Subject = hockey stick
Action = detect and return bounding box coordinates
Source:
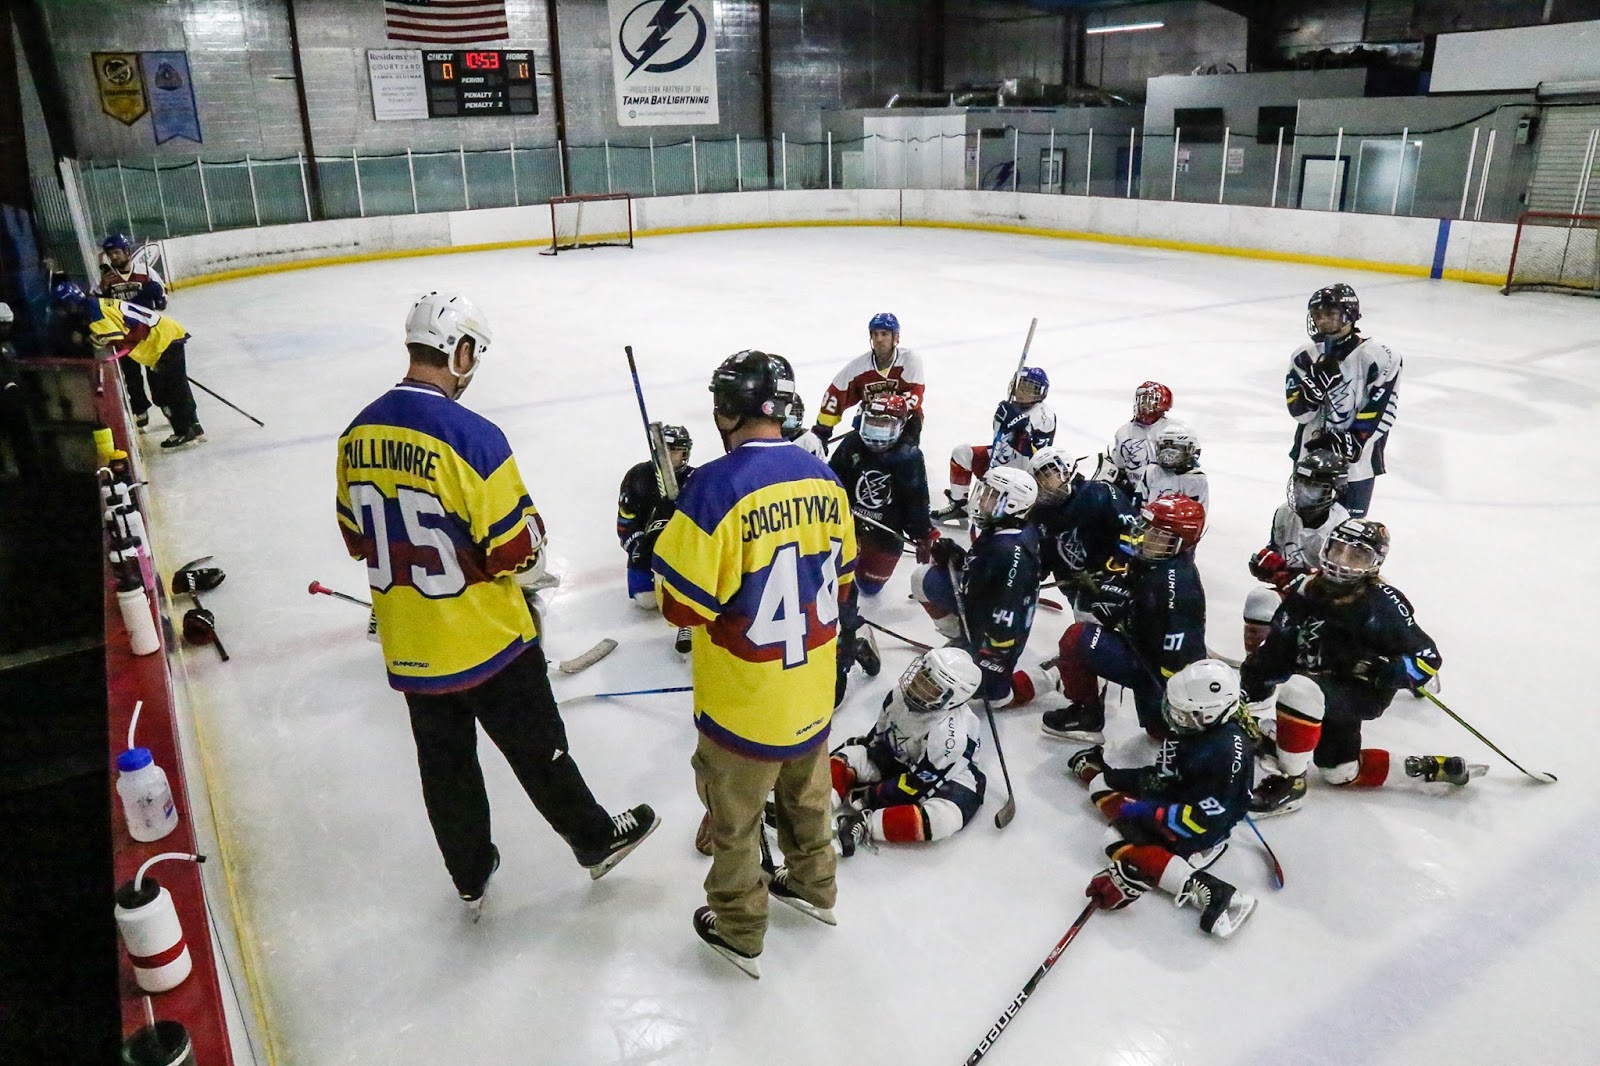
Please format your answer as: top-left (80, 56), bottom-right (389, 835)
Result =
top-left (563, 684), bottom-right (693, 702)
top-left (861, 617), bottom-right (934, 653)
top-left (1418, 688), bottom-right (1557, 783)
top-left (187, 377), bottom-right (265, 427)
top-left (850, 509), bottom-right (924, 557)
top-left (961, 901), bottom-right (1095, 1066)
top-left (624, 345), bottom-right (678, 501)
top-left (951, 561), bottom-right (1018, 829)
top-left (309, 580), bottom-right (369, 608)
top-left (1242, 814), bottom-right (1285, 888)
top-left (1011, 317), bottom-right (1039, 388)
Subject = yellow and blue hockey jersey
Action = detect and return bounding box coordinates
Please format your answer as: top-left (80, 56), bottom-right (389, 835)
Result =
top-left (653, 439), bottom-right (857, 759)
top-left (335, 381), bottom-right (545, 693)
top-left (87, 298), bottom-right (187, 367)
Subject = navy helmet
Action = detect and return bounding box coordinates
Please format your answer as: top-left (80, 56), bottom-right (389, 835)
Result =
top-left (868, 312), bottom-right (900, 335)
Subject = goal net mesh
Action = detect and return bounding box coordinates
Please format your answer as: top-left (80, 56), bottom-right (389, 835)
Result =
top-left (546, 194), bottom-right (634, 254)
top-left (1504, 212), bottom-right (1600, 296)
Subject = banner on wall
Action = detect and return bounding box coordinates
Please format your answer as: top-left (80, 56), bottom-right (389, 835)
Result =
top-left (92, 53), bottom-right (148, 126)
top-left (608, 0), bottom-right (719, 126)
top-left (142, 52), bottom-right (202, 144)
top-left (367, 50), bottom-right (428, 120)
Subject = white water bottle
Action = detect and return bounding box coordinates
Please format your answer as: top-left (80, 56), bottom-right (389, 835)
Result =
top-left (116, 577), bottom-right (160, 655)
top-left (117, 747), bottom-right (179, 842)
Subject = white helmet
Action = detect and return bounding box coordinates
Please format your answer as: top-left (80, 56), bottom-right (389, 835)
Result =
top-left (899, 647), bottom-right (982, 714)
top-left (1154, 420), bottom-right (1200, 473)
top-left (1162, 659), bottom-right (1239, 734)
top-left (1028, 447), bottom-right (1079, 505)
top-left (0, 301), bottom-right (13, 325)
top-left (405, 292), bottom-right (492, 384)
top-left (968, 466), bottom-right (1038, 526)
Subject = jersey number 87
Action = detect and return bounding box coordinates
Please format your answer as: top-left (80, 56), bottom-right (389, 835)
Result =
top-left (747, 539), bottom-right (843, 668)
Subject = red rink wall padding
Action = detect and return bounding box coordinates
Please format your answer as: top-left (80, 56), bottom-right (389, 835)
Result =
top-left (88, 356), bottom-right (236, 1064)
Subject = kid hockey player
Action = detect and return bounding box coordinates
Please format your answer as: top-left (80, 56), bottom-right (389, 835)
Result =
top-left (1286, 284), bottom-right (1401, 517)
top-left (1243, 448), bottom-right (1349, 654)
top-left (830, 648), bottom-right (987, 855)
top-left (914, 466), bottom-right (1041, 706)
top-left (1069, 658), bottom-right (1257, 939)
top-left (1098, 380), bottom-right (1173, 492)
top-left (1017, 493), bottom-right (1207, 741)
top-left (1133, 420), bottom-right (1208, 512)
top-left (812, 312), bottom-right (926, 448)
top-left (1242, 519), bottom-right (1478, 816)
top-left (784, 396), bottom-right (828, 459)
top-left (932, 366), bottom-right (1055, 522)
top-left (616, 424), bottom-right (696, 652)
top-left (1027, 447), bottom-right (1136, 621)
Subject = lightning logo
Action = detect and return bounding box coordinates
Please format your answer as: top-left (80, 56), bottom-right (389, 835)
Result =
top-left (619, 0), bottom-right (709, 78)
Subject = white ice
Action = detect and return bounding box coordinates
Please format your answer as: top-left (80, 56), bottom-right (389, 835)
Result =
top-left (146, 226), bottom-right (1600, 1066)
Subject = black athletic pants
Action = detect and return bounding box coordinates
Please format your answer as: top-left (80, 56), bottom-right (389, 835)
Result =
top-left (118, 354), bottom-right (151, 416)
top-left (147, 340), bottom-right (199, 435)
top-left (403, 644), bottom-right (613, 894)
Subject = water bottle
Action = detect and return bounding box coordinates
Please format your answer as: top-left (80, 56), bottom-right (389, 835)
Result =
top-left (114, 872), bottom-right (193, 993)
top-left (116, 574), bottom-right (161, 656)
top-left (117, 747), bottom-right (178, 841)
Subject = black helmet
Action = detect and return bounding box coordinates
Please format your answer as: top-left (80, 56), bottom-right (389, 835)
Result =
top-left (1319, 518), bottom-right (1389, 586)
top-left (1306, 283), bottom-right (1360, 340)
top-left (660, 424), bottom-right (692, 458)
top-left (710, 350), bottom-right (797, 421)
top-left (1289, 448), bottom-right (1348, 516)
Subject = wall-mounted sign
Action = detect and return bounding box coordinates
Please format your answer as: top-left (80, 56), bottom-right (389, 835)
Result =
top-left (368, 49), bottom-right (429, 121)
top-left (93, 52), bottom-right (147, 126)
top-left (142, 52), bottom-right (201, 144)
top-left (608, 0), bottom-right (719, 126)
top-left (1226, 146), bottom-right (1244, 174)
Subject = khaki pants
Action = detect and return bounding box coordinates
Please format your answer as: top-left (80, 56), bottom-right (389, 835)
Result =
top-left (691, 732), bottom-right (837, 956)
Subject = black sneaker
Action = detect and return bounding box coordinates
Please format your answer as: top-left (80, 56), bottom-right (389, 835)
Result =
top-left (160, 425), bottom-right (206, 449)
top-left (856, 631), bottom-right (881, 677)
top-left (1249, 772), bottom-right (1307, 817)
top-left (768, 867), bottom-right (836, 925)
top-left (574, 804), bottom-right (659, 880)
top-left (1404, 755), bottom-right (1487, 786)
top-left (693, 906), bottom-right (760, 978)
top-left (1041, 702), bottom-right (1105, 743)
top-left (459, 845), bottom-right (500, 922)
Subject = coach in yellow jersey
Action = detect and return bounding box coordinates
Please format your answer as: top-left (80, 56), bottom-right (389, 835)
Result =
top-left (335, 292), bottom-right (658, 915)
top-left (653, 350), bottom-right (857, 978)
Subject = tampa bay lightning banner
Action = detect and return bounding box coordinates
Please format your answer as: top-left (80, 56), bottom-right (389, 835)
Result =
top-left (608, 0), bottom-right (719, 126)
top-left (141, 51), bottom-right (202, 145)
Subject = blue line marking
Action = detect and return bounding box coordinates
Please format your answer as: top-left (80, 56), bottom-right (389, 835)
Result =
top-left (1431, 218), bottom-right (1451, 279)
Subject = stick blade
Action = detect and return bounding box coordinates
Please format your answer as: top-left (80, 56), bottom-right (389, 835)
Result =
top-left (993, 798), bottom-right (1017, 829)
top-left (559, 639), bottom-right (618, 674)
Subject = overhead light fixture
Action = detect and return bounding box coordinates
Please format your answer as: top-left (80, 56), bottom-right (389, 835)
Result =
top-left (1086, 21), bottom-right (1164, 35)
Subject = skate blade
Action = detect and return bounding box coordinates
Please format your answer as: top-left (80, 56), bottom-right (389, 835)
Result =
top-left (1206, 895), bottom-right (1257, 939)
top-left (1041, 725), bottom-right (1105, 744)
top-left (702, 939), bottom-right (761, 979)
top-left (587, 816), bottom-right (661, 880)
top-left (1247, 799), bottom-right (1303, 819)
top-left (463, 897), bottom-right (486, 923)
top-left (771, 890), bottom-right (837, 926)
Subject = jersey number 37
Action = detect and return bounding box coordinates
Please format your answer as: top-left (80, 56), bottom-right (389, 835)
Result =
top-left (747, 540), bottom-right (843, 668)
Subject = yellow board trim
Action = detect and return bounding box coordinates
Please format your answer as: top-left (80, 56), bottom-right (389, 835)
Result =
top-left (169, 216), bottom-right (1506, 291)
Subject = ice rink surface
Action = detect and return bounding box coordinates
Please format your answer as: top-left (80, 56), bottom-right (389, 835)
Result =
top-left (146, 226), bottom-right (1600, 1065)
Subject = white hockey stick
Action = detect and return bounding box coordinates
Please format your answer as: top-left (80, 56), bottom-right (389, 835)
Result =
top-left (558, 639), bottom-right (618, 674)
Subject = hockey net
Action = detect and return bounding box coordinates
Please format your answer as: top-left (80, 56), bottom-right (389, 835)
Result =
top-left (1503, 211), bottom-right (1600, 296)
top-left (543, 193), bottom-right (635, 255)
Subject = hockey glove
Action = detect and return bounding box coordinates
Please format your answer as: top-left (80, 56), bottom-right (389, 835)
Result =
top-left (1299, 357), bottom-right (1341, 407)
top-left (1322, 429), bottom-right (1361, 463)
top-left (810, 424), bottom-right (832, 447)
top-left (1067, 745), bottom-right (1109, 785)
top-left (1248, 547), bottom-right (1288, 584)
top-left (1086, 859), bottom-right (1151, 911)
top-left (914, 528), bottom-right (941, 565)
top-left (929, 537), bottom-right (966, 570)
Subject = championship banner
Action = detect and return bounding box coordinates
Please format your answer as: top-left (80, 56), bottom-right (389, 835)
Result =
top-left (92, 52), bottom-right (147, 126)
top-left (608, 0), bottom-right (719, 126)
top-left (142, 52), bottom-right (202, 144)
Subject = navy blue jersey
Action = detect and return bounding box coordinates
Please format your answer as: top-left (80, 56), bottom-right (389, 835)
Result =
top-left (828, 432), bottom-right (932, 543)
top-left (958, 524), bottom-right (1043, 688)
top-left (1092, 552), bottom-right (1206, 680)
top-left (1033, 478), bottom-right (1136, 583)
top-left (1102, 721), bottom-right (1252, 847)
top-left (617, 460), bottom-right (695, 568)
top-left (1242, 577), bottom-right (1442, 695)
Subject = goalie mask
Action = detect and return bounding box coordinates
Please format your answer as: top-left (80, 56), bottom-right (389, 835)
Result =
top-left (899, 648), bottom-right (982, 715)
top-left (1318, 518), bottom-right (1389, 586)
top-left (968, 467), bottom-right (1038, 527)
top-left (1162, 659), bottom-right (1240, 734)
top-left (859, 394), bottom-right (910, 452)
top-left (1028, 447), bottom-right (1081, 506)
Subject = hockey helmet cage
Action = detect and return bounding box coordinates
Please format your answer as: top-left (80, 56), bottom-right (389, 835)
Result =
top-left (900, 647), bottom-right (982, 715)
top-left (1133, 493), bottom-right (1205, 559)
top-left (1306, 283), bottom-right (1361, 339)
top-left (1011, 366), bottom-right (1050, 404)
top-left (711, 349), bottom-right (798, 421)
top-left (1154, 421), bottom-right (1200, 473)
top-left (860, 393), bottom-right (910, 451)
top-left (1289, 448), bottom-right (1347, 514)
top-left (1028, 446), bottom-right (1081, 505)
top-left (968, 466), bottom-right (1038, 526)
top-left (660, 424), bottom-right (693, 459)
top-left (406, 292), bottom-right (492, 382)
top-left (1162, 659), bottom-right (1240, 734)
top-left (1134, 381), bottom-right (1173, 425)
top-left (1318, 518), bottom-right (1389, 586)
top-left (868, 311), bottom-right (900, 335)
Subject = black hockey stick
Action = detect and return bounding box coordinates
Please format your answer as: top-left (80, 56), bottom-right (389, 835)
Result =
top-left (860, 617), bottom-right (933, 652)
top-left (187, 377), bottom-right (264, 426)
top-left (624, 345), bottom-right (678, 501)
top-left (962, 901), bottom-right (1095, 1066)
top-left (1419, 688), bottom-right (1557, 783)
top-left (851, 509), bottom-right (923, 557)
top-left (950, 561), bottom-right (1018, 829)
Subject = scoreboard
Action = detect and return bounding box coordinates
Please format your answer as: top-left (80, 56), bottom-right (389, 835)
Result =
top-left (422, 51), bottom-right (536, 117)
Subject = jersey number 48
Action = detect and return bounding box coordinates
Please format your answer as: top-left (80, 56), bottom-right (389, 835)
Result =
top-left (747, 540), bottom-right (843, 668)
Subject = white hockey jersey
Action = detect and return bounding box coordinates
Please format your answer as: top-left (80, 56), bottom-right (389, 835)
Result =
top-left (1286, 335), bottom-right (1401, 481)
top-left (1101, 415), bottom-right (1168, 487)
top-left (989, 401), bottom-right (1057, 470)
top-left (791, 431), bottom-right (829, 460)
top-left (1135, 464), bottom-right (1209, 512)
top-left (847, 691), bottom-right (983, 799)
top-left (1269, 500), bottom-right (1350, 573)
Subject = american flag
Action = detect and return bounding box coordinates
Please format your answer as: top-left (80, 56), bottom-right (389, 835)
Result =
top-left (384, 0), bottom-right (510, 45)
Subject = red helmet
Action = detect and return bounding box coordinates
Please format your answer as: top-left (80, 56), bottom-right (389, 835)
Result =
top-left (1134, 381), bottom-right (1173, 426)
top-left (1134, 493), bottom-right (1205, 559)
top-left (865, 393), bottom-right (911, 420)
top-left (860, 393), bottom-right (911, 451)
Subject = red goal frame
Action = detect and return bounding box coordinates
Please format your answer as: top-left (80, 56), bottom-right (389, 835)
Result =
top-left (542, 193), bottom-right (635, 255)
top-left (1503, 210), bottom-right (1600, 296)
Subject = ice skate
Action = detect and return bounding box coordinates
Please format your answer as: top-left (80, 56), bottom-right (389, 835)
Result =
top-left (575, 804), bottom-right (659, 880)
top-left (1249, 771), bottom-right (1306, 817)
top-left (694, 906), bottom-right (760, 978)
top-left (930, 490), bottom-right (967, 525)
top-left (1404, 755), bottom-right (1487, 786)
top-left (855, 630), bottom-right (881, 677)
top-left (768, 866), bottom-right (836, 925)
top-left (1176, 869), bottom-right (1256, 938)
top-left (458, 845), bottom-right (500, 923)
top-left (835, 809), bottom-right (870, 858)
top-left (1041, 702), bottom-right (1106, 744)
top-left (160, 424), bottom-right (205, 449)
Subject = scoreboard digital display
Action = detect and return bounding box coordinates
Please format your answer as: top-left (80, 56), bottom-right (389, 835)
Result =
top-left (423, 51), bottom-right (536, 117)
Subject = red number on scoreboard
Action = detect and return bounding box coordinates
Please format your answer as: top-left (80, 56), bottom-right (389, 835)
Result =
top-left (440, 62), bottom-right (453, 81)
top-left (464, 51), bottom-right (500, 70)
